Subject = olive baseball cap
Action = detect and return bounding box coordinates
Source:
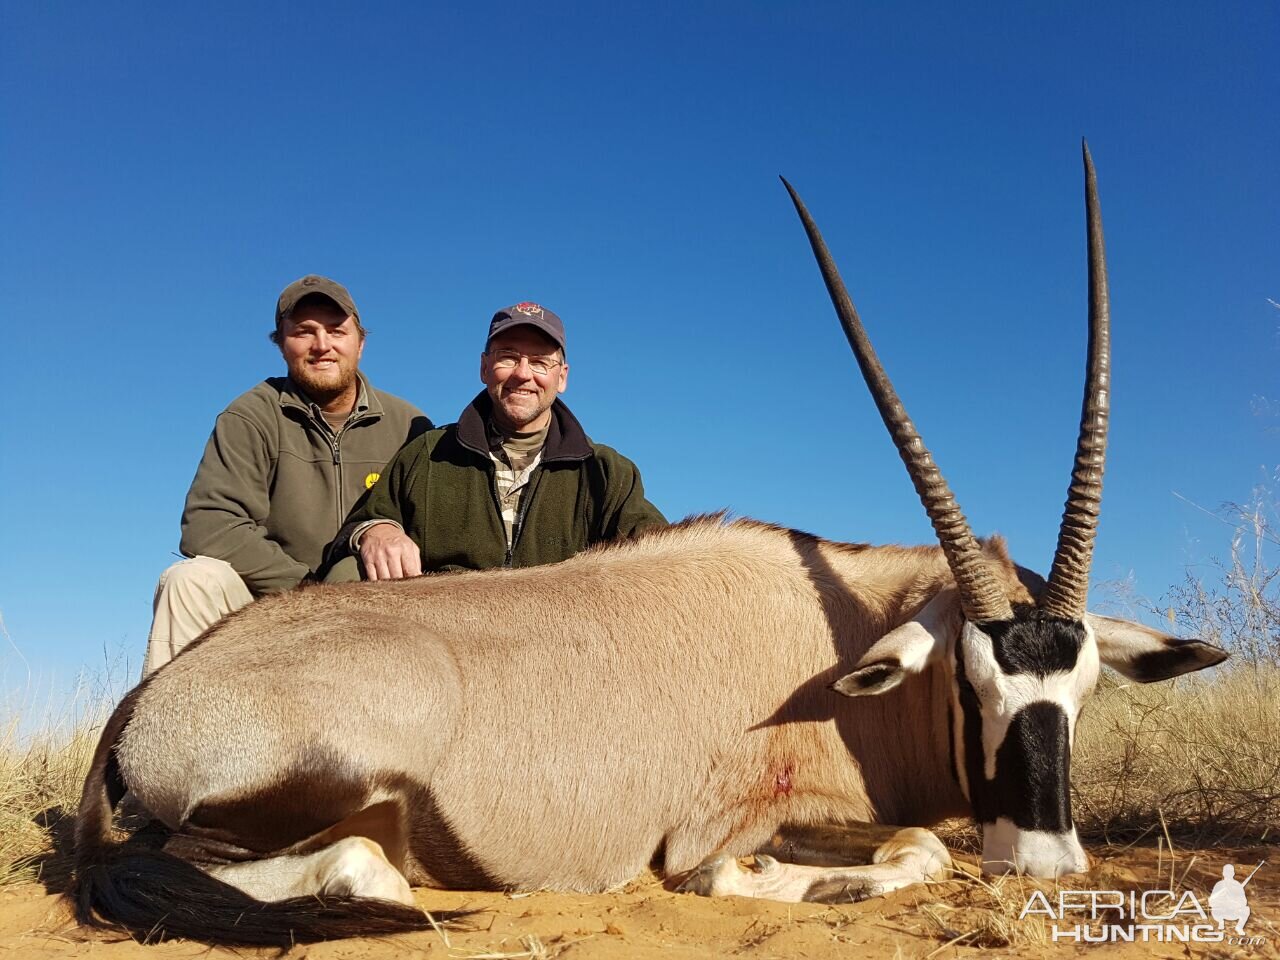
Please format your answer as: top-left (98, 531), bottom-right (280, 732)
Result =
top-left (488, 302), bottom-right (566, 352)
top-left (276, 275), bottom-right (360, 324)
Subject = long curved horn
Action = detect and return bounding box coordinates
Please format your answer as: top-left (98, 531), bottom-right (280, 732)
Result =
top-left (1039, 141), bottom-right (1111, 619)
top-left (782, 178), bottom-right (1012, 624)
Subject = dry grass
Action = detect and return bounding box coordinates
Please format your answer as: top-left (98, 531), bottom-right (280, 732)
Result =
top-left (0, 684), bottom-right (110, 887)
top-left (451, 935), bottom-right (553, 960)
top-left (1071, 479), bottom-right (1280, 845)
top-left (1072, 664), bottom-right (1280, 844)
top-left (0, 628), bottom-right (125, 889)
top-left (0, 719), bottom-right (99, 885)
top-left (914, 870), bottom-right (1058, 950)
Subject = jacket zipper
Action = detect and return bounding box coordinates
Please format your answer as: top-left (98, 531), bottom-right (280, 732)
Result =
top-left (486, 466), bottom-right (513, 568)
top-left (508, 468), bottom-right (539, 567)
top-left (327, 432), bottom-right (342, 530)
top-left (493, 465), bottom-right (541, 569)
top-left (328, 410), bottom-right (368, 531)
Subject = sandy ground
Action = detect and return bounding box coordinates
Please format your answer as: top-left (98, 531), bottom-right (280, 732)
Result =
top-left (2, 843), bottom-right (1277, 959)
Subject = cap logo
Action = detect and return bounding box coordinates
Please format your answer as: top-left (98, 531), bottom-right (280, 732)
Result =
top-left (513, 302), bottom-right (544, 319)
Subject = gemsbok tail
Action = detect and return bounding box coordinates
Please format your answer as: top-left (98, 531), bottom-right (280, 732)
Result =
top-left (71, 685), bottom-right (443, 946)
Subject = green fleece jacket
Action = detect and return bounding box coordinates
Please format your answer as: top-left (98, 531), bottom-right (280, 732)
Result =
top-left (328, 392), bottom-right (667, 572)
top-left (180, 376), bottom-right (430, 594)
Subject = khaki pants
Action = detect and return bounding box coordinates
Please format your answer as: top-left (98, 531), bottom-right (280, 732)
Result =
top-left (322, 555), bottom-right (363, 584)
top-left (144, 556), bottom-right (253, 676)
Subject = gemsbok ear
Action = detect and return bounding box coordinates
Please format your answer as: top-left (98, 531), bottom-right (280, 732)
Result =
top-left (832, 592), bottom-right (957, 698)
top-left (1088, 614), bottom-right (1229, 682)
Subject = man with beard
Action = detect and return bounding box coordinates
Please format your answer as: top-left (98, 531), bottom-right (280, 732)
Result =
top-left (143, 276), bottom-right (430, 675)
top-left (322, 301), bottom-right (664, 582)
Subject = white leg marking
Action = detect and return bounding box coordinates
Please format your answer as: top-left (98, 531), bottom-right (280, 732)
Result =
top-left (679, 828), bottom-right (951, 903)
top-left (316, 837), bottom-right (415, 904)
top-left (209, 836), bottom-right (414, 905)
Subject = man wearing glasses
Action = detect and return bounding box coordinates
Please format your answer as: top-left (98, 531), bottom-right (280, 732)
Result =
top-left (323, 301), bottom-right (665, 581)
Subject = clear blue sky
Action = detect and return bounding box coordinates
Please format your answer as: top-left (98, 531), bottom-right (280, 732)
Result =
top-left (2, 1), bottom-right (1276, 708)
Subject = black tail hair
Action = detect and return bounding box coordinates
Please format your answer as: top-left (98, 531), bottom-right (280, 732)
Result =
top-left (76, 846), bottom-right (441, 946)
top-left (70, 684), bottom-right (451, 946)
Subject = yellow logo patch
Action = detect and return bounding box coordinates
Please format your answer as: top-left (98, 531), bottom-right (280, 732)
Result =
top-left (364, 472), bottom-right (381, 489)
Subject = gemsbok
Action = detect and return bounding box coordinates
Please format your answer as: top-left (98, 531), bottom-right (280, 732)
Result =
top-left (73, 143), bottom-right (1227, 946)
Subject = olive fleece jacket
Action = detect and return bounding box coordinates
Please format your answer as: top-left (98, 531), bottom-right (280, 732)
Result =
top-left (179, 376), bottom-right (431, 594)
top-left (326, 391), bottom-right (667, 573)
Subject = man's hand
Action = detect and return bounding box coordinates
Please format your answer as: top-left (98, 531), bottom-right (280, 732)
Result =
top-left (358, 522), bottom-right (423, 581)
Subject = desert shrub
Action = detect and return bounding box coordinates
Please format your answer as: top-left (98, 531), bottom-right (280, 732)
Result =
top-left (1072, 665), bottom-right (1280, 843)
top-left (1162, 474), bottom-right (1280, 664)
top-left (1072, 475), bottom-right (1280, 842)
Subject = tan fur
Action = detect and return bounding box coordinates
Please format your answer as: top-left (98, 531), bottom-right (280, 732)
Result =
top-left (113, 516), bottom-right (1025, 893)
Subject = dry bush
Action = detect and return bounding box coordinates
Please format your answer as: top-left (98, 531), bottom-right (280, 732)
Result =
top-left (1073, 476), bottom-right (1280, 843)
top-left (1163, 472), bottom-right (1280, 665)
top-left (1072, 665), bottom-right (1280, 843)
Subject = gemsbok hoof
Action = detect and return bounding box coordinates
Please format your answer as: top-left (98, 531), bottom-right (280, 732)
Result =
top-left (676, 853), bottom-right (742, 897)
top-left (751, 853), bottom-right (781, 875)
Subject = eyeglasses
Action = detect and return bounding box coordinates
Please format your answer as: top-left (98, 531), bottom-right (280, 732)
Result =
top-left (486, 350), bottom-right (563, 376)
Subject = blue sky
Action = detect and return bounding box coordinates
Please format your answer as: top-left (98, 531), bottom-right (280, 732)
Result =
top-left (2, 1), bottom-right (1276, 709)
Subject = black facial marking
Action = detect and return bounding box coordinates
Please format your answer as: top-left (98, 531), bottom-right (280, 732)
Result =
top-left (954, 644), bottom-right (986, 808)
top-left (954, 638), bottom-right (1074, 833)
top-left (1130, 639), bottom-right (1229, 682)
top-left (981, 614), bottom-right (1085, 676)
top-left (946, 696), bottom-right (960, 794)
top-left (990, 702), bottom-right (1073, 832)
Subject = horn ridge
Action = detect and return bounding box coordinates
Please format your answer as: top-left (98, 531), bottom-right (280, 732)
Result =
top-left (1039, 141), bottom-right (1111, 619)
top-left (781, 177), bottom-right (1013, 624)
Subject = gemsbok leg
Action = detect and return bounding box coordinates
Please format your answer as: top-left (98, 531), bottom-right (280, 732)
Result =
top-left (678, 825), bottom-right (952, 903)
top-left (207, 836), bottom-right (414, 905)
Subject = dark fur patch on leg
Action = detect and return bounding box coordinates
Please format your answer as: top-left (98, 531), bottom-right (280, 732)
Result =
top-left (161, 831), bottom-right (263, 865)
top-left (400, 781), bottom-right (499, 889)
top-left (291, 799), bottom-right (408, 872)
top-left (803, 875), bottom-right (877, 903)
top-left (757, 823), bottom-right (890, 868)
top-left (182, 761), bottom-right (495, 890)
top-left (185, 748), bottom-right (371, 852)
